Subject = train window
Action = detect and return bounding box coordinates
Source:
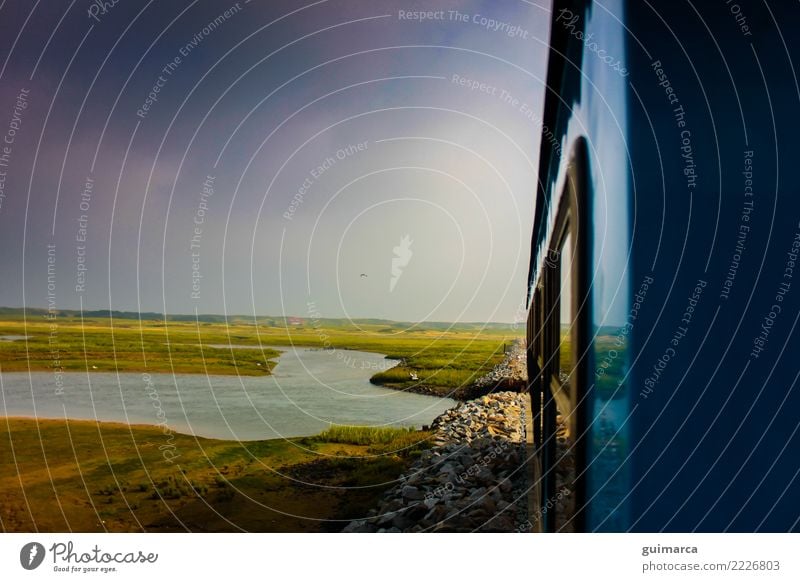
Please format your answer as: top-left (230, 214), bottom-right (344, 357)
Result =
top-left (558, 231), bottom-right (573, 387)
top-left (554, 223), bottom-right (578, 532)
top-left (529, 285), bottom-right (544, 448)
top-left (550, 225), bottom-right (574, 417)
top-left (538, 139), bottom-right (589, 532)
top-left (534, 286), bottom-right (544, 367)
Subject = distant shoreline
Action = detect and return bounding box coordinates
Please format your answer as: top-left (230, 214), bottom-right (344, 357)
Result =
top-left (0, 306), bottom-right (521, 329)
top-left (0, 313), bottom-right (518, 403)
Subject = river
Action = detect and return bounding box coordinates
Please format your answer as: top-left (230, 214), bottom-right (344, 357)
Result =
top-left (0, 346), bottom-right (455, 440)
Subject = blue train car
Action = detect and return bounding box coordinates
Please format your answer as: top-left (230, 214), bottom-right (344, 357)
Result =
top-left (527, 0), bottom-right (800, 531)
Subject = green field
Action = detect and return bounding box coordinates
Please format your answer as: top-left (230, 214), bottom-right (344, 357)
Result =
top-left (0, 417), bottom-right (431, 532)
top-left (0, 310), bottom-right (522, 532)
top-left (0, 308), bottom-right (521, 396)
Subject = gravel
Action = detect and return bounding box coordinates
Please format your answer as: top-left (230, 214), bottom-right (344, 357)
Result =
top-left (344, 391), bottom-right (529, 533)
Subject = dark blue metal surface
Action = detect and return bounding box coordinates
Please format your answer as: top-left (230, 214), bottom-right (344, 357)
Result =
top-left (529, 0), bottom-right (800, 532)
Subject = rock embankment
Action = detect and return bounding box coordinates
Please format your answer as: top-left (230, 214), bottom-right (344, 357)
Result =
top-left (429, 392), bottom-right (524, 446)
top-left (458, 338), bottom-right (528, 400)
top-left (344, 392), bottom-right (528, 533)
top-left (370, 338), bottom-right (528, 401)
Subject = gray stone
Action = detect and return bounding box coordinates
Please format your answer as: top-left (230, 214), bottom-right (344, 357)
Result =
top-left (401, 486), bottom-right (424, 501)
top-left (343, 385), bottom-right (528, 533)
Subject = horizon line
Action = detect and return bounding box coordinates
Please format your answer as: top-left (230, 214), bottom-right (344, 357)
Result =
top-left (0, 306), bottom-right (523, 327)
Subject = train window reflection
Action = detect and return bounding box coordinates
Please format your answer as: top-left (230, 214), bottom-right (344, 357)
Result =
top-left (555, 229), bottom-right (576, 531)
top-left (558, 231), bottom-right (573, 386)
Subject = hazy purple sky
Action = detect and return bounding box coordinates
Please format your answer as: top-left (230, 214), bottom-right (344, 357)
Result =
top-left (0, 0), bottom-right (550, 322)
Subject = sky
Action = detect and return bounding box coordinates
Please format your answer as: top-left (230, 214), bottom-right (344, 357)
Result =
top-left (0, 0), bottom-right (551, 323)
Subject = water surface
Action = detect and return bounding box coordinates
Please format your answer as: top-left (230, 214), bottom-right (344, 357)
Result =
top-left (0, 347), bottom-right (454, 440)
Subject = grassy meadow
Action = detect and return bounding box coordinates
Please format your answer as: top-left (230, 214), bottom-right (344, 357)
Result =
top-left (0, 309), bottom-right (521, 532)
top-left (0, 309), bottom-right (521, 396)
top-left (0, 417), bottom-right (431, 532)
